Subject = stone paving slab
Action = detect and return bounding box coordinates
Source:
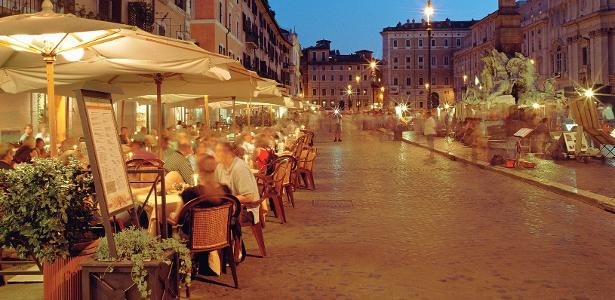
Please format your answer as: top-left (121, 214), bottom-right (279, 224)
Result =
top-left (392, 130), bottom-right (615, 213)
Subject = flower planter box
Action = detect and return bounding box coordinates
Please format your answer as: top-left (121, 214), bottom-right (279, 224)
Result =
top-left (80, 251), bottom-right (179, 300)
top-left (44, 241), bottom-right (99, 300)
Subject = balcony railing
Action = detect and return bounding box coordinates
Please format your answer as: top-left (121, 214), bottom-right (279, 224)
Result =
top-left (1, 0), bottom-right (75, 17)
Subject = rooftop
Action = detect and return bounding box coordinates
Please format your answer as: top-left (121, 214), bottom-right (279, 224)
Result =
top-left (382, 19), bottom-right (477, 32)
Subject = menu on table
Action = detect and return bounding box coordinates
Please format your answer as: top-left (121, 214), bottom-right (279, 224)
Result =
top-left (85, 100), bottom-right (133, 215)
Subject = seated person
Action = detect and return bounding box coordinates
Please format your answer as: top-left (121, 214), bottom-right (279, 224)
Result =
top-left (130, 141), bottom-right (157, 161)
top-left (13, 136), bottom-right (37, 164)
top-left (0, 143), bottom-right (14, 170)
top-left (34, 138), bottom-right (49, 158)
top-left (161, 136), bottom-right (194, 185)
top-left (215, 142), bottom-right (263, 220)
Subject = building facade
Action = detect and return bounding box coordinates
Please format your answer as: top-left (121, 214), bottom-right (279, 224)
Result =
top-left (301, 40), bottom-right (381, 110)
top-left (453, 0), bottom-right (522, 101)
top-left (283, 29), bottom-right (303, 97)
top-left (519, 0), bottom-right (615, 91)
top-left (191, 0), bottom-right (294, 89)
top-left (382, 19), bottom-right (475, 109)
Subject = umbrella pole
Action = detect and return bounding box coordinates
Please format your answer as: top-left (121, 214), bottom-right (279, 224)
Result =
top-left (203, 95), bottom-right (210, 133)
top-left (155, 74), bottom-right (164, 159)
top-left (120, 100), bottom-right (125, 129)
top-left (247, 101), bottom-right (252, 129)
top-left (231, 96), bottom-right (236, 132)
top-left (44, 55), bottom-right (58, 157)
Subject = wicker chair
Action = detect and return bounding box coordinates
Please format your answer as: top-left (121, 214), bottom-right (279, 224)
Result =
top-left (256, 158), bottom-right (292, 224)
top-left (176, 195), bottom-right (241, 294)
top-left (297, 148), bottom-right (317, 190)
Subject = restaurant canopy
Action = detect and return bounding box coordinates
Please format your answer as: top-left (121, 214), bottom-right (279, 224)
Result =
top-left (0, 0), bottom-right (232, 155)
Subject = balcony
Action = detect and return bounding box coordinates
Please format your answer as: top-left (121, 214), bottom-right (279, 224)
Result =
top-left (127, 1), bottom-right (154, 33)
top-left (245, 31), bottom-right (259, 49)
top-left (1, 0), bottom-right (75, 17)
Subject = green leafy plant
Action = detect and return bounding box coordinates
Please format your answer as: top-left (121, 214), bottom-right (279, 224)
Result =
top-left (95, 228), bottom-right (192, 299)
top-left (0, 157), bottom-right (96, 264)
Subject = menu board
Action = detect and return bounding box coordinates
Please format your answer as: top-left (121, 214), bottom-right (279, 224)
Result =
top-left (84, 100), bottom-right (133, 214)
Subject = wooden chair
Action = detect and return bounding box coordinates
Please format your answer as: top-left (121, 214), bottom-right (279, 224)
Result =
top-left (175, 195), bottom-right (241, 295)
top-left (239, 200), bottom-right (267, 258)
top-left (278, 155), bottom-right (298, 208)
top-left (297, 148), bottom-right (317, 190)
top-left (255, 158), bottom-right (291, 224)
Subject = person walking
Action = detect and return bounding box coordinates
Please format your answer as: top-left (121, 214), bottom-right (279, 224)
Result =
top-left (334, 111), bottom-right (343, 142)
top-left (424, 111), bottom-right (437, 159)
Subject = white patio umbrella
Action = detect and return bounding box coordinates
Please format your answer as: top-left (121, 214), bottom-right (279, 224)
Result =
top-left (0, 0), bottom-right (229, 155)
top-left (50, 63), bottom-right (278, 134)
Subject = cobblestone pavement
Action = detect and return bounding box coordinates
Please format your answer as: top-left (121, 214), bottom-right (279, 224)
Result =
top-left (187, 120), bottom-right (615, 300)
top-left (402, 131), bottom-right (615, 199)
top-left (1, 119), bottom-right (614, 300)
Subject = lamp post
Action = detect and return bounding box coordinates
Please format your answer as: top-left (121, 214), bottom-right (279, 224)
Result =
top-left (346, 84), bottom-right (353, 111)
top-left (370, 60), bottom-right (377, 108)
top-left (425, 0), bottom-right (434, 110)
top-left (355, 75), bottom-right (361, 110)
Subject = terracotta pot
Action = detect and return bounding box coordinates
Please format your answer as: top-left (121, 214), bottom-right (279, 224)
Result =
top-left (43, 240), bottom-right (99, 300)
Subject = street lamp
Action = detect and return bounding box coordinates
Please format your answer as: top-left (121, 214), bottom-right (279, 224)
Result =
top-left (425, 0), bottom-right (434, 109)
top-left (346, 84), bottom-right (353, 110)
top-left (355, 76), bottom-right (361, 109)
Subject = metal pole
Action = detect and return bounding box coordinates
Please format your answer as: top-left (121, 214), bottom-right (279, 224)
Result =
top-left (203, 95), bottom-right (210, 133)
top-left (154, 74), bottom-right (164, 159)
top-left (44, 55), bottom-right (58, 157)
top-left (427, 23), bottom-right (432, 109)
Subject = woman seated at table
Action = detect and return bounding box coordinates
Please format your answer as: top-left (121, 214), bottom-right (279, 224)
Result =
top-left (253, 134), bottom-right (276, 173)
top-left (169, 154), bottom-right (233, 223)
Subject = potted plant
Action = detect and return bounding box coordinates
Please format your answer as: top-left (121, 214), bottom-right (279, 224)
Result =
top-left (0, 157), bottom-right (98, 299)
top-left (82, 227), bottom-right (192, 300)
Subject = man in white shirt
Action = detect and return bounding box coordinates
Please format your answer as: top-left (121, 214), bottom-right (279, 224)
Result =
top-left (424, 111), bottom-right (437, 159)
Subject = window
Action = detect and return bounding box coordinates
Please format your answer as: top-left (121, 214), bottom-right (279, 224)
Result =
top-left (393, 39), bottom-right (398, 47)
top-left (330, 75), bottom-right (334, 81)
top-left (418, 39), bottom-right (423, 47)
top-left (456, 38), bottom-right (461, 47)
top-left (363, 75), bottom-right (367, 81)
top-left (418, 56), bottom-right (424, 69)
top-left (348, 75), bottom-right (352, 81)
top-left (322, 89), bottom-right (327, 96)
top-left (406, 39), bottom-right (411, 47)
top-left (339, 89), bottom-right (345, 95)
top-left (312, 88), bottom-right (317, 96)
top-left (444, 39), bottom-right (449, 47)
top-left (431, 56), bottom-right (436, 65)
top-left (321, 74), bottom-right (326, 81)
top-left (331, 89), bottom-right (335, 96)
top-left (321, 52), bottom-right (326, 61)
top-left (218, 2), bottom-right (223, 23)
top-left (582, 47), bottom-right (588, 66)
top-left (356, 66), bottom-right (360, 70)
top-left (312, 75), bottom-right (317, 81)
top-left (444, 56), bottom-right (449, 65)
top-left (419, 77), bottom-right (424, 85)
top-left (339, 75), bottom-right (344, 81)
top-left (431, 39), bottom-right (436, 47)
top-left (406, 77), bottom-right (411, 86)
top-left (406, 57), bottom-right (411, 63)
top-left (393, 78), bottom-right (398, 86)
top-left (311, 52), bottom-right (316, 61)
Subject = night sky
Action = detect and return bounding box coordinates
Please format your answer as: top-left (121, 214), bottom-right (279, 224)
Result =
top-left (269, 0), bottom-right (498, 58)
